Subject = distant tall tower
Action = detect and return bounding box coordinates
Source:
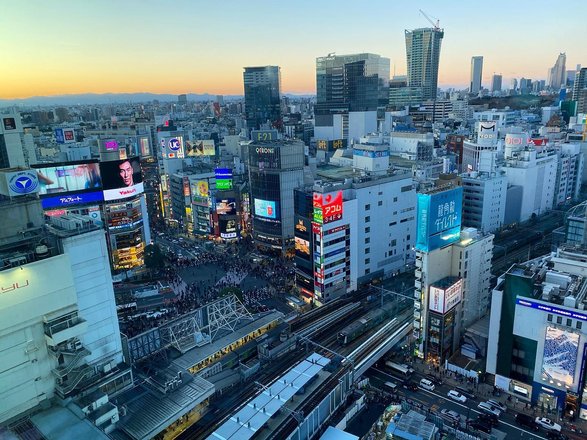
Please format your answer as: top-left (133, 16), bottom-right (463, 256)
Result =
top-left (491, 74), bottom-right (503, 93)
top-left (470, 56), bottom-right (483, 94)
top-left (405, 27), bottom-right (444, 100)
top-left (547, 53), bottom-right (566, 90)
top-left (243, 66), bottom-right (282, 132)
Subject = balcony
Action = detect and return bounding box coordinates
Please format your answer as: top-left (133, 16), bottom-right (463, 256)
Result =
top-left (415, 269), bottom-right (422, 278)
top-left (415, 259), bottom-right (423, 269)
top-left (55, 364), bottom-right (94, 397)
top-left (44, 313), bottom-right (88, 347)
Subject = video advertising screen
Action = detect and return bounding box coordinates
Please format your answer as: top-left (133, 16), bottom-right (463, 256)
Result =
top-left (541, 326), bottom-right (579, 386)
top-left (100, 157), bottom-right (144, 201)
top-left (33, 161), bottom-right (102, 196)
top-left (254, 198), bottom-right (278, 219)
top-left (216, 198), bottom-right (237, 215)
top-left (186, 139), bottom-right (215, 156)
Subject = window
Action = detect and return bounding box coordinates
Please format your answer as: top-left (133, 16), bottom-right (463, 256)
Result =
top-left (365, 247), bottom-right (370, 254)
top-left (365, 216), bottom-right (370, 223)
top-left (378, 200), bottom-right (383, 206)
top-left (365, 227), bottom-right (370, 233)
top-left (365, 258), bottom-right (370, 264)
top-left (577, 322), bottom-right (582, 330)
top-left (365, 237), bottom-right (370, 244)
top-left (393, 197), bottom-right (398, 202)
top-left (391, 239), bottom-right (397, 247)
top-left (556, 316), bottom-right (562, 325)
top-left (566, 319), bottom-right (572, 327)
top-left (547, 314), bottom-right (553, 322)
top-left (407, 234), bottom-right (410, 240)
top-left (406, 244), bottom-right (410, 250)
top-left (365, 268), bottom-right (370, 275)
top-left (365, 204), bottom-right (371, 211)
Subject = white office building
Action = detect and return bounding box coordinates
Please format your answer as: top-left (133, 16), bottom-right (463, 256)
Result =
top-left (461, 171), bottom-right (507, 233)
top-left (554, 143), bottom-right (584, 207)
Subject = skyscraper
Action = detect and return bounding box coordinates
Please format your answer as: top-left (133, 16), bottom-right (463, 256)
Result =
top-left (470, 56), bottom-right (483, 94)
top-left (491, 74), bottom-right (502, 93)
top-left (572, 67), bottom-right (587, 101)
top-left (547, 52), bottom-right (566, 90)
top-left (405, 27), bottom-right (444, 100)
top-left (315, 53), bottom-right (390, 116)
top-left (243, 66), bottom-right (282, 132)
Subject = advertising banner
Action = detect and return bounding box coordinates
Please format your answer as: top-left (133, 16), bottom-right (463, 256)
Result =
top-left (254, 198), bottom-right (278, 219)
top-left (313, 191), bottom-right (343, 224)
top-left (160, 135), bottom-right (185, 159)
top-left (104, 139), bottom-right (119, 151)
top-left (100, 157), bottom-right (144, 201)
top-left (215, 167), bottom-right (233, 190)
top-left (251, 129), bottom-right (278, 142)
top-left (295, 237), bottom-right (310, 256)
top-left (0, 170), bottom-right (40, 197)
top-left (541, 326), bottom-right (579, 386)
top-left (3, 117), bottom-right (16, 130)
top-left (33, 161), bottom-right (102, 196)
top-left (216, 198), bottom-right (237, 215)
top-left (185, 139), bottom-right (215, 156)
top-left (219, 218), bottom-right (237, 239)
top-left (40, 190), bottom-right (104, 209)
top-left (428, 279), bottom-right (462, 314)
top-left (415, 187), bottom-right (463, 252)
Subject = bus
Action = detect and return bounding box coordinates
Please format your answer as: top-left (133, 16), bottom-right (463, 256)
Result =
top-left (385, 361), bottom-right (414, 379)
top-left (384, 381), bottom-right (398, 392)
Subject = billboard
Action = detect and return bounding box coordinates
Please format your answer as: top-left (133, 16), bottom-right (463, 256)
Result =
top-left (428, 279), bottom-right (462, 314)
top-left (295, 237), bottom-right (310, 257)
top-left (40, 191), bottom-right (104, 209)
top-left (2, 117), bottom-right (16, 130)
top-left (139, 136), bottom-right (151, 157)
top-left (100, 157), bottom-right (144, 201)
top-left (541, 326), bottom-right (579, 386)
top-left (477, 121), bottom-right (497, 145)
top-left (251, 129), bottom-right (278, 142)
top-left (353, 149), bottom-right (389, 158)
top-left (219, 218), bottom-right (237, 239)
top-left (33, 161), bottom-right (102, 196)
top-left (216, 198), bottom-right (237, 215)
top-left (317, 139), bottom-right (347, 151)
top-left (0, 170), bottom-right (40, 197)
top-left (160, 135), bottom-right (185, 159)
top-left (185, 139), bottom-right (215, 156)
top-left (192, 180), bottom-right (209, 198)
top-left (55, 128), bottom-right (75, 144)
top-left (313, 191), bottom-right (343, 225)
top-left (215, 168), bottom-right (233, 190)
top-left (415, 187), bottom-right (463, 252)
top-left (104, 139), bottom-right (119, 151)
top-left (254, 198), bottom-right (278, 219)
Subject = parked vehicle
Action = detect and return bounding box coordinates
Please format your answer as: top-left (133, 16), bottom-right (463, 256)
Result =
top-left (477, 413), bottom-right (499, 427)
top-left (477, 402), bottom-right (501, 416)
top-left (425, 374), bottom-right (443, 385)
top-left (418, 378), bottom-right (435, 391)
top-left (535, 417), bottom-right (561, 432)
top-left (469, 420), bottom-right (492, 434)
top-left (486, 399), bottom-right (507, 413)
top-left (440, 409), bottom-right (461, 424)
top-left (515, 413), bottom-right (539, 431)
top-left (402, 380), bottom-right (419, 391)
top-left (447, 390), bottom-right (467, 403)
top-left (454, 386), bottom-right (476, 400)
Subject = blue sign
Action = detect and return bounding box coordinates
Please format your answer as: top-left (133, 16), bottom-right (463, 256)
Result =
top-left (415, 187), bottom-right (463, 252)
top-left (55, 128), bottom-right (65, 144)
top-left (215, 168), bottom-right (233, 179)
top-left (516, 298), bottom-right (587, 322)
top-left (41, 191), bottom-right (104, 209)
top-left (8, 171), bottom-right (39, 195)
top-left (168, 138), bottom-right (181, 151)
top-left (353, 149), bottom-right (390, 158)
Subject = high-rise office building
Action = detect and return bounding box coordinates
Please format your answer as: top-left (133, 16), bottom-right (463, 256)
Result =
top-left (405, 27), bottom-right (444, 100)
top-left (315, 53), bottom-right (390, 117)
top-left (572, 67), bottom-right (587, 101)
top-left (243, 66), bottom-right (282, 133)
top-left (0, 112), bottom-right (26, 169)
top-left (470, 56), bottom-right (483, 94)
top-left (547, 52), bottom-right (566, 90)
top-left (491, 74), bottom-right (502, 93)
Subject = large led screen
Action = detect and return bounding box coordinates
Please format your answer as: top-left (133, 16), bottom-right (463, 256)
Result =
top-left (186, 139), bottom-right (215, 156)
top-left (254, 198), bottom-right (278, 219)
top-left (216, 198), bottom-right (237, 215)
top-left (541, 326), bottom-right (579, 386)
top-left (33, 162), bottom-right (102, 196)
top-left (100, 157), bottom-right (144, 201)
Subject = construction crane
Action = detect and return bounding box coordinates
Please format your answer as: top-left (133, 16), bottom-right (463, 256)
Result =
top-left (419, 9), bottom-right (440, 30)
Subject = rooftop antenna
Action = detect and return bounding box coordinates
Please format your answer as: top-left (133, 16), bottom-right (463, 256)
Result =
top-left (419, 9), bottom-right (440, 30)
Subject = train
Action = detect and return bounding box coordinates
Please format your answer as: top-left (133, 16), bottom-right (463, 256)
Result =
top-left (337, 303), bottom-right (395, 345)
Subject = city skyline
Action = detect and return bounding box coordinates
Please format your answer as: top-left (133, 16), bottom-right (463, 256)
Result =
top-left (1, 0), bottom-right (587, 99)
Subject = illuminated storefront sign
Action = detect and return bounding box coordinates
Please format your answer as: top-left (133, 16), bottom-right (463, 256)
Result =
top-left (41, 190), bottom-right (104, 209)
top-left (415, 187), bottom-right (463, 252)
top-left (312, 191), bottom-right (343, 225)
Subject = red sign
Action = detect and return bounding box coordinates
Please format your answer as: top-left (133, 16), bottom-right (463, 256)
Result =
top-left (313, 191), bottom-right (343, 224)
top-left (312, 222), bottom-right (322, 235)
top-left (529, 138), bottom-right (547, 146)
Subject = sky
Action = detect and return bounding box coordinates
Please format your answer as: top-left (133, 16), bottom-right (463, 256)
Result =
top-left (1, 0), bottom-right (586, 99)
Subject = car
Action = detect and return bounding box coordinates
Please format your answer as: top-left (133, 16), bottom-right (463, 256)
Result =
top-left (477, 402), bottom-right (501, 417)
top-left (418, 378), bottom-right (435, 391)
top-left (515, 413), bottom-right (539, 431)
top-left (454, 386), bottom-right (476, 400)
top-left (447, 390), bottom-right (467, 403)
top-left (486, 399), bottom-right (507, 413)
top-left (403, 380), bottom-right (419, 391)
top-left (469, 420), bottom-right (492, 434)
top-left (535, 417), bottom-right (562, 432)
top-left (440, 409), bottom-right (461, 422)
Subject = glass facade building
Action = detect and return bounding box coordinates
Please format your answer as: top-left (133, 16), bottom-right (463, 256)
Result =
top-left (405, 28), bottom-right (444, 101)
top-left (243, 66), bottom-right (282, 132)
top-left (315, 53), bottom-right (390, 117)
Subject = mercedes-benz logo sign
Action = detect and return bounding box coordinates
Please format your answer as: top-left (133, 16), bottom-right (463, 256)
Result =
top-left (168, 138), bottom-right (181, 151)
top-left (8, 172), bottom-right (39, 195)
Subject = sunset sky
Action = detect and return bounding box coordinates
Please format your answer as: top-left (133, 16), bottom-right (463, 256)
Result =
top-left (1, 0), bottom-right (586, 99)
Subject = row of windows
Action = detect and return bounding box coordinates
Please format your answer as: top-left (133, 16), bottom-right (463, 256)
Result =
top-left (547, 314), bottom-right (583, 329)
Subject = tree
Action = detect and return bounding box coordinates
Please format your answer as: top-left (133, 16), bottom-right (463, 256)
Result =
top-left (144, 243), bottom-right (165, 274)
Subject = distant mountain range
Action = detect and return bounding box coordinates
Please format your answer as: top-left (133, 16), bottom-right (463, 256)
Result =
top-left (0, 92), bottom-right (314, 107)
